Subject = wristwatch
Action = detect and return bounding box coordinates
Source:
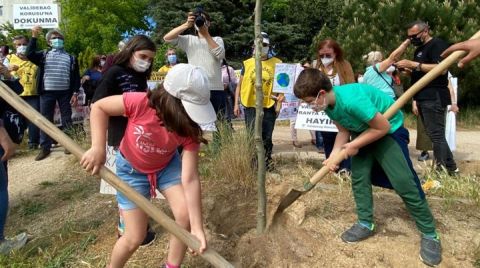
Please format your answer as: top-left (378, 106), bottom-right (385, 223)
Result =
top-left (415, 63), bottom-right (422, 71)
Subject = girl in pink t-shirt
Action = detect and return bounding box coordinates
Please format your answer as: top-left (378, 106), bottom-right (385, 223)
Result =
top-left (81, 64), bottom-right (216, 268)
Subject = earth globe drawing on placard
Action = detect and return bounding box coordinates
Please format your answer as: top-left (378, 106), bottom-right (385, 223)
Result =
top-left (276, 73), bottom-right (290, 87)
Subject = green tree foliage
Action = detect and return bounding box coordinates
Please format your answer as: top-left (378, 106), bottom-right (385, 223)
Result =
top-left (314, 0), bottom-right (480, 105)
top-left (77, 46), bottom-right (96, 74)
top-left (58, 0), bottom-right (150, 55)
top-left (149, 0), bottom-right (254, 67)
top-left (148, 0), bottom-right (340, 66)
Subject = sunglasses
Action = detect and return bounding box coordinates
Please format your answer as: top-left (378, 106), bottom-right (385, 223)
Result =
top-left (407, 29), bottom-right (426, 39)
top-left (319, 54), bottom-right (333, 59)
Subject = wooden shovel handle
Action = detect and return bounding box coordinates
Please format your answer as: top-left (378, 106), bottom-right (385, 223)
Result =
top-left (307, 150), bottom-right (346, 188)
top-left (0, 82), bottom-right (233, 268)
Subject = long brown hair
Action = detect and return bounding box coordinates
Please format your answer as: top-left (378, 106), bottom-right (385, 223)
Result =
top-left (114, 35), bottom-right (156, 77)
top-left (315, 39), bottom-right (355, 85)
top-left (147, 84), bottom-right (207, 144)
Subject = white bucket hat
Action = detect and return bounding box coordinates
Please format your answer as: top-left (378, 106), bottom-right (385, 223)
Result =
top-left (163, 64), bottom-right (216, 125)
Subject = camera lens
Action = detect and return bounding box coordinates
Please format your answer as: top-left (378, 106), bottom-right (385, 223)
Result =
top-left (195, 16), bottom-right (205, 27)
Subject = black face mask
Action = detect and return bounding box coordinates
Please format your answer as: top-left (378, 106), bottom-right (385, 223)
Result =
top-left (410, 36), bottom-right (423, 47)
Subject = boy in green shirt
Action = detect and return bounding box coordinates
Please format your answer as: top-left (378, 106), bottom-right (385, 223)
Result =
top-left (294, 68), bottom-right (441, 267)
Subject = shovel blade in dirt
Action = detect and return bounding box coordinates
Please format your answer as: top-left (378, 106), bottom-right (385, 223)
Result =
top-left (274, 152), bottom-right (344, 215)
top-left (273, 30), bottom-right (480, 215)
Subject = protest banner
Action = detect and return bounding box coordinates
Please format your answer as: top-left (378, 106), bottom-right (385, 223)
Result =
top-left (295, 103), bottom-right (338, 132)
top-left (13, 4), bottom-right (59, 29)
top-left (53, 89), bottom-right (86, 126)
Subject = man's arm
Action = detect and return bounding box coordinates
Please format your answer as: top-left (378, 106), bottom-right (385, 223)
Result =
top-left (26, 26), bottom-right (46, 66)
top-left (396, 39), bottom-right (448, 73)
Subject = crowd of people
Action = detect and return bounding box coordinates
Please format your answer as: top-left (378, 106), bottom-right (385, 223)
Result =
top-left (1, 8), bottom-right (480, 267)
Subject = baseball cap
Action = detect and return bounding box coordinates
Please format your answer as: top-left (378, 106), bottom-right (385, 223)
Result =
top-left (45, 28), bottom-right (64, 41)
top-left (163, 64), bottom-right (216, 125)
top-left (261, 32), bottom-right (270, 45)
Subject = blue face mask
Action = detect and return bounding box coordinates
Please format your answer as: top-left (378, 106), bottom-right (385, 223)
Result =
top-left (50, 38), bottom-right (64, 49)
top-left (167, 54), bottom-right (177, 64)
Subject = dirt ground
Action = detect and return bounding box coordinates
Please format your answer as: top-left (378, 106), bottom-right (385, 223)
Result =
top-left (6, 126), bottom-right (480, 267)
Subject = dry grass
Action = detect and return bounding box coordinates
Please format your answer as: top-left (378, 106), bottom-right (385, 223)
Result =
top-left (202, 121), bottom-right (256, 191)
top-left (417, 162), bottom-right (480, 206)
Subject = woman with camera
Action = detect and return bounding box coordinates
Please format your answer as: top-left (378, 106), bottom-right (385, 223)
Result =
top-left (163, 9), bottom-right (226, 122)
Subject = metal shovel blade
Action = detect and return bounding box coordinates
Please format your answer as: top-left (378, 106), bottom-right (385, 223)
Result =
top-left (275, 188), bottom-right (304, 214)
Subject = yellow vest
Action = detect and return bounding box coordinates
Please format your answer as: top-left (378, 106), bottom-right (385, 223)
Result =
top-left (7, 54), bottom-right (38, 96)
top-left (240, 57), bottom-right (282, 108)
top-left (158, 65), bottom-right (171, 75)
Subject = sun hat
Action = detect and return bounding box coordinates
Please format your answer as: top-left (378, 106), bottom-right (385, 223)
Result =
top-left (163, 64), bottom-right (216, 125)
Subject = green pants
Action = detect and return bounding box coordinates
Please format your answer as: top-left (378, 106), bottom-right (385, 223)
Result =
top-left (351, 131), bottom-right (436, 234)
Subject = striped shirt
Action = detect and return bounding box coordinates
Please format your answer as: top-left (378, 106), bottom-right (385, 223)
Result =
top-left (43, 49), bottom-right (71, 91)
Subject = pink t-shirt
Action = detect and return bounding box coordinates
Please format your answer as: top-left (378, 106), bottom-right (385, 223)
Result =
top-left (119, 92), bottom-right (200, 175)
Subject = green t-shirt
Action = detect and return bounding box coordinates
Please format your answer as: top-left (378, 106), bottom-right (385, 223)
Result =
top-left (325, 83), bottom-right (403, 134)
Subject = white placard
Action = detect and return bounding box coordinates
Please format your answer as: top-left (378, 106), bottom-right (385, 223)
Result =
top-left (294, 103), bottom-right (338, 132)
top-left (100, 145), bottom-right (165, 199)
top-left (53, 90), bottom-right (86, 126)
top-left (13, 4), bottom-right (59, 29)
top-left (272, 63), bottom-right (303, 94)
top-left (277, 101), bottom-right (299, 120)
top-left (446, 74), bottom-right (457, 151)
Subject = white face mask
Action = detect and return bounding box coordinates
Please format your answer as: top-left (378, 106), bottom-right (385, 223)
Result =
top-left (261, 47), bottom-right (269, 57)
top-left (132, 56), bottom-right (151, 72)
top-left (386, 65), bottom-right (396, 73)
top-left (16, 45), bottom-right (27, 55)
top-left (321, 57), bottom-right (334, 66)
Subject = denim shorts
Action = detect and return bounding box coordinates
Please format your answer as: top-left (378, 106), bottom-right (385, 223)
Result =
top-left (115, 151), bottom-right (182, 210)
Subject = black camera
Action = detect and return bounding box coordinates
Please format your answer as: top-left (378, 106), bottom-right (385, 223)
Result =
top-left (193, 7), bottom-right (205, 27)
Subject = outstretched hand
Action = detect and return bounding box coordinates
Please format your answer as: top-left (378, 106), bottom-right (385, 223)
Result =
top-left (441, 39), bottom-right (480, 68)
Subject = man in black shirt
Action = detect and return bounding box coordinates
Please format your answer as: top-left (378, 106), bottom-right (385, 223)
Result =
top-left (396, 20), bottom-right (452, 267)
top-left (397, 21), bottom-right (457, 176)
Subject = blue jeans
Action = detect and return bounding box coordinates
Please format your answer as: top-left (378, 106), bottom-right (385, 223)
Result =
top-left (320, 131), bottom-right (351, 171)
top-left (23, 96), bottom-right (40, 146)
top-left (417, 97), bottom-right (457, 171)
top-left (39, 91), bottom-right (73, 150)
top-left (314, 131), bottom-right (324, 149)
top-left (0, 148), bottom-right (8, 240)
top-left (244, 106), bottom-right (276, 161)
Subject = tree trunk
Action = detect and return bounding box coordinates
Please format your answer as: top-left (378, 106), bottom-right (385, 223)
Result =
top-left (254, 0), bottom-right (267, 234)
